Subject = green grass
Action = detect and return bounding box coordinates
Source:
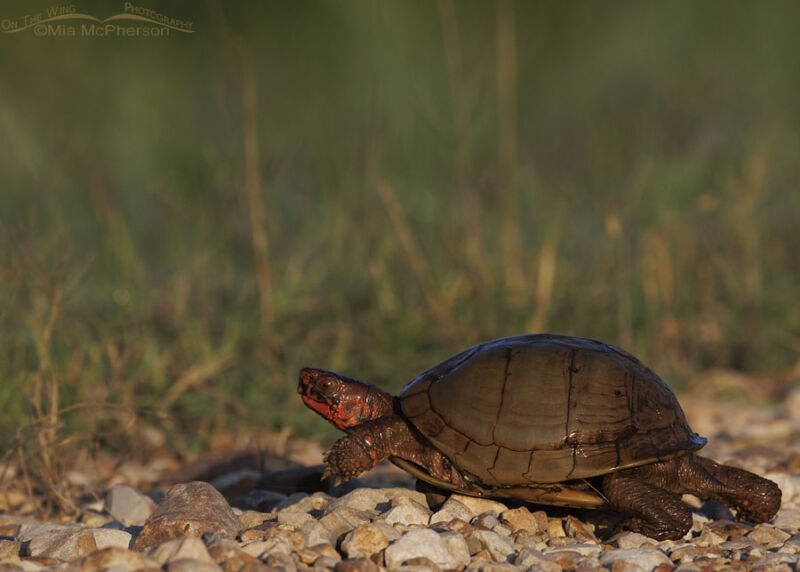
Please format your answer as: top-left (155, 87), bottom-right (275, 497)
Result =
top-left (1, 0), bottom-right (799, 474)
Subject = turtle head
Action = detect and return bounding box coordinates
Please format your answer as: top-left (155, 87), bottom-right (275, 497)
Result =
top-left (298, 367), bottom-right (394, 431)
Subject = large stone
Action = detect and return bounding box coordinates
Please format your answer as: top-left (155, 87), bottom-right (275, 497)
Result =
top-left (384, 529), bottom-right (467, 569)
top-left (106, 484), bottom-right (157, 526)
top-left (26, 527), bottom-right (97, 560)
top-left (133, 481), bottom-right (238, 550)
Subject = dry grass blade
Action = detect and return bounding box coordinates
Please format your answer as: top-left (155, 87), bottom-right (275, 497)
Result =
top-left (376, 181), bottom-right (455, 331)
top-left (161, 349), bottom-right (236, 411)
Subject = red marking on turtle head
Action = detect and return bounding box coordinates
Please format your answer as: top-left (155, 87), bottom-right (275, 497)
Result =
top-left (298, 367), bottom-right (394, 432)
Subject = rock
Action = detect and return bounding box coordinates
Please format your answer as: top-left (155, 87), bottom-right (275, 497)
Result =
top-left (325, 488), bottom-right (426, 514)
top-left (784, 533), bottom-right (800, 553)
top-left (380, 497), bottom-right (432, 527)
top-left (74, 546), bottom-right (160, 571)
top-left (449, 494), bottom-right (508, 517)
top-left (298, 542), bottom-right (341, 565)
top-left (0, 538), bottom-right (20, 563)
top-left (340, 523), bottom-right (400, 559)
top-left (206, 538), bottom-right (264, 568)
top-left (106, 484), bottom-right (157, 526)
top-left (564, 515), bottom-right (597, 541)
top-left (133, 481), bottom-right (238, 550)
top-left (319, 506), bottom-right (373, 541)
top-left (80, 509), bottom-right (114, 528)
top-left (693, 527), bottom-right (726, 547)
top-left (302, 519), bottom-right (335, 547)
top-left (499, 507), bottom-right (546, 535)
top-left (241, 534), bottom-right (292, 559)
top-left (438, 531), bottom-right (471, 569)
top-left (430, 498), bottom-right (473, 525)
top-left (144, 535), bottom-right (216, 565)
top-left (26, 527), bottom-right (97, 560)
top-left (334, 557), bottom-right (381, 572)
top-left (748, 524), bottom-right (791, 548)
top-left (545, 543), bottom-right (602, 557)
top-left (471, 529), bottom-right (515, 562)
top-left (16, 522), bottom-right (82, 540)
top-left (384, 529), bottom-right (467, 569)
top-left (237, 510), bottom-right (272, 530)
top-left (599, 548), bottom-right (673, 570)
top-left (514, 548), bottom-right (560, 572)
top-left (771, 508), bottom-right (800, 530)
top-left (277, 510), bottom-right (314, 528)
top-left (91, 527), bottom-right (133, 550)
top-left (278, 491), bottom-right (332, 514)
top-left (264, 551), bottom-right (297, 571)
top-left (166, 558), bottom-right (224, 571)
top-left (472, 513), bottom-right (502, 531)
top-left (466, 562), bottom-right (517, 572)
top-left (613, 532), bottom-right (656, 549)
top-left (238, 521), bottom-right (305, 551)
top-left (546, 518), bottom-right (565, 538)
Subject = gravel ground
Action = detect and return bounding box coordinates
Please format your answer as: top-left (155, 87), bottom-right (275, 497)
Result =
top-left (1, 387), bottom-right (799, 571)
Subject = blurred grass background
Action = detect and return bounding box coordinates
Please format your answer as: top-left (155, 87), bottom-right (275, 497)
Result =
top-left (1, 0), bottom-right (799, 469)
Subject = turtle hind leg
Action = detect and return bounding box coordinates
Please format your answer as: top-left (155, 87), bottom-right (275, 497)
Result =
top-left (602, 472), bottom-right (693, 540)
top-left (678, 454), bottom-right (781, 523)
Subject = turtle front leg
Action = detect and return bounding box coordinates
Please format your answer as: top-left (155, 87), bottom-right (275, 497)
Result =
top-left (603, 472), bottom-right (693, 540)
top-left (677, 454), bottom-right (781, 523)
top-left (323, 414), bottom-right (466, 486)
top-left (323, 433), bottom-right (378, 482)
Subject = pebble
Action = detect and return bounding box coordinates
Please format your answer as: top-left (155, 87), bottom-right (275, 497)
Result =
top-left (500, 506), bottom-right (547, 535)
top-left (471, 529), bottom-right (515, 562)
top-left (450, 494), bottom-right (508, 517)
top-left (105, 483), bottom-right (157, 526)
top-left (385, 528), bottom-right (470, 569)
top-left (379, 496), bottom-right (432, 527)
top-left (430, 498), bottom-right (472, 525)
top-left (143, 535), bottom-right (216, 565)
top-left (26, 527), bottom-right (97, 560)
top-left (340, 522), bottom-right (399, 558)
top-left (599, 547), bottom-right (674, 570)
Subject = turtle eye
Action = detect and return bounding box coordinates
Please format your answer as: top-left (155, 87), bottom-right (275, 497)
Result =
top-left (316, 376), bottom-right (339, 396)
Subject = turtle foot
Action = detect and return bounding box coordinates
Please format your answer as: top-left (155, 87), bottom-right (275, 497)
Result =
top-left (323, 434), bottom-right (376, 482)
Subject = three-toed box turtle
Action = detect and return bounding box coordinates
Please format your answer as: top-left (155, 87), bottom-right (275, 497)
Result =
top-left (298, 334), bottom-right (780, 539)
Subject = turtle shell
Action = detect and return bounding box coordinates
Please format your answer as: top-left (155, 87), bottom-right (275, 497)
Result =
top-left (399, 334), bottom-right (706, 486)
